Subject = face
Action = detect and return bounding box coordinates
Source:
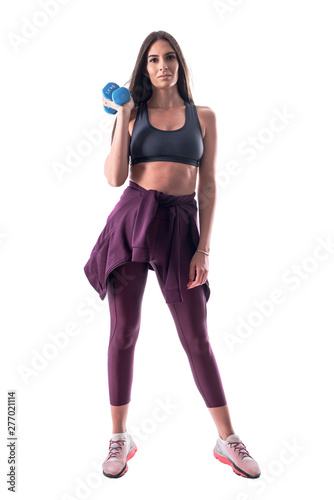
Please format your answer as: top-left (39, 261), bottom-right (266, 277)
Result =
top-left (145, 39), bottom-right (179, 88)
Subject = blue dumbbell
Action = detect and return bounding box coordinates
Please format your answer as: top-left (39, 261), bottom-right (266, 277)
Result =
top-left (102, 82), bottom-right (131, 114)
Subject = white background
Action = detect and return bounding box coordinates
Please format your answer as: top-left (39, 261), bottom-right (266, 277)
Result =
top-left (1, 0), bottom-right (333, 498)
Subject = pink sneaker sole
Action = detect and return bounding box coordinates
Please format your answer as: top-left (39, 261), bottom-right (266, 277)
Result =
top-left (103, 444), bottom-right (138, 479)
top-left (213, 449), bottom-right (260, 479)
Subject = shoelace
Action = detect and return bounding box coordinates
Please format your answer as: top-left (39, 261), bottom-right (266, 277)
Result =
top-left (106, 438), bottom-right (126, 460)
top-left (227, 440), bottom-right (253, 460)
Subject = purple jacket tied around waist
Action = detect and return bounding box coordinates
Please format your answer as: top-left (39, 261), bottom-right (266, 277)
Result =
top-left (83, 180), bottom-right (210, 304)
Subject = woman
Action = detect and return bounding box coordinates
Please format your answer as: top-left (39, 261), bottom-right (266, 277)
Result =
top-left (84, 31), bottom-right (261, 480)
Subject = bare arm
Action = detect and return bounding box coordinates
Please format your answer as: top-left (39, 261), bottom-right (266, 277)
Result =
top-left (103, 95), bottom-right (134, 187)
top-left (197, 107), bottom-right (217, 253)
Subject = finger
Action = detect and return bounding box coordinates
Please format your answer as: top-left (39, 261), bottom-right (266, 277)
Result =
top-left (187, 278), bottom-right (200, 288)
top-left (187, 270), bottom-right (202, 288)
top-left (188, 270), bottom-right (208, 288)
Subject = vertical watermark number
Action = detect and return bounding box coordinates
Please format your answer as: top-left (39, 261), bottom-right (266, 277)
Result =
top-left (7, 390), bottom-right (17, 492)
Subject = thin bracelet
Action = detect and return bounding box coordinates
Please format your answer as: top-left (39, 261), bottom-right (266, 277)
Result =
top-left (196, 249), bottom-right (209, 256)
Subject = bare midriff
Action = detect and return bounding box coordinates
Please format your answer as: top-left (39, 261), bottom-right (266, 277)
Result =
top-left (129, 161), bottom-right (198, 196)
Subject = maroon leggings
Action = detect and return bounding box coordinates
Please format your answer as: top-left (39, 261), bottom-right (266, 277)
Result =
top-left (106, 205), bottom-right (227, 408)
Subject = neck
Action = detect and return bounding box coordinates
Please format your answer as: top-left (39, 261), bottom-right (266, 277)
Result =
top-left (147, 89), bottom-right (184, 109)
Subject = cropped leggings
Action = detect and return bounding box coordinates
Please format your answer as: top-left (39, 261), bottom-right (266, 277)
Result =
top-left (106, 204), bottom-right (227, 408)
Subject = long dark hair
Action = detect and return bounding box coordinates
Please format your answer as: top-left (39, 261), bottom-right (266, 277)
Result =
top-left (110, 30), bottom-right (195, 144)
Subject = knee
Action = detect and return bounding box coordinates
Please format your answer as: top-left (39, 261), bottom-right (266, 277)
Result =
top-left (110, 324), bottom-right (140, 351)
top-left (185, 328), bottom-right (211, 356)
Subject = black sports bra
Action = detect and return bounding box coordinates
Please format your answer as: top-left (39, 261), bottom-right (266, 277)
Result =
top-left (129, 100), bottom-right (204, 168)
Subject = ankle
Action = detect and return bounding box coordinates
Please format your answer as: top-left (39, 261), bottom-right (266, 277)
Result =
top-left (219, 430), bottom-right (235, 441)
top-left (112, 428), bottom-right (127, 434)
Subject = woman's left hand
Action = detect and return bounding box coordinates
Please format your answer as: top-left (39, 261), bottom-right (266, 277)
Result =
top-left (187, 251), bottom-right (209, 289)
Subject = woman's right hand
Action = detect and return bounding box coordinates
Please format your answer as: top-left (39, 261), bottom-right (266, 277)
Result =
top-left (102, 94), bottom-right (134, 115)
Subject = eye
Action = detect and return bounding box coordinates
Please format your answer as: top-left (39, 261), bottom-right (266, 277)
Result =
top-left (149, 55), bottom-right (176, 63)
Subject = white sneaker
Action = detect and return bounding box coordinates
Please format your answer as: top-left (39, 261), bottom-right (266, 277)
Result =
top-left (102, 431), bottom-right (137, 478)
top-left (213, 433), bottom-right (261, 478)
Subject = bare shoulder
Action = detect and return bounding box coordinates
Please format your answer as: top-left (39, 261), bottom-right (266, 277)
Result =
top-left (195, 106), bottom-right (216, 139)
top-left (196, 105), bottom-right (216, 121)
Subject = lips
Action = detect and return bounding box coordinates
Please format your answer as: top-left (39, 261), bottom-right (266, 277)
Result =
top-left (158, 74), bottom-right (171, 78)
